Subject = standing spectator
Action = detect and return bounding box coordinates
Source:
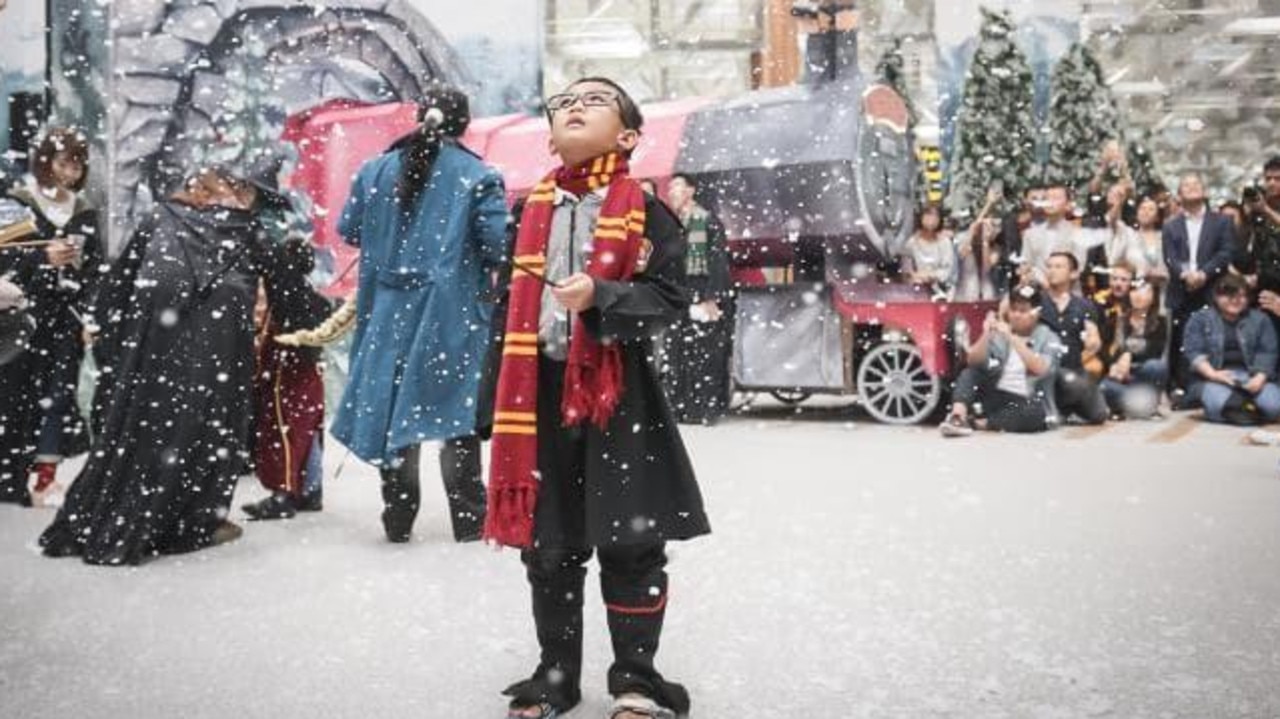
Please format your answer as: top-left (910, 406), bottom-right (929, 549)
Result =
top-left (1133, 194), bottom-right (1169, 285)
top-left (993, 183), bottom-right (1045, 294)
top-left (1223, 199), bottom-right (1257, 290)
top-left (1152, 182), bottom-right (1180, 219)
top-left (1184, 274), bottom-right (1280, 425)
top-left (1100, 277), bottom-right (1168, 419)
top-left (1040, 252), bottom-right (1109, 424)
top-left (661, 173), bottom-right (734, 425)
top-left (1020, 183), bottom-right (1104, 287)
top-left (1247, 157), bottom-right (1280, 337)
top-left (1083, 140), bottom-right (1137, 228)
top-left (1083, 182), bottom-right (1145, 294)
top-left (1220, 200), bottom-right (1246, 233)
top-left (901, 203), bottom-right (956, 299)
top-left (0, 128), bottom-right (101, 508)
top-left (955, 188), bottom-right (1002, 301)
top-left (1163, 172), bottom-right (1236, 389)
top-left (940, 284), bottom-right (1061, 437)
top-left (331, 86), bottom-right (508, 544)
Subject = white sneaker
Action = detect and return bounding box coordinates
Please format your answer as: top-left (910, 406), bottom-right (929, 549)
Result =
top-left (30, 481), bottom-right (66, 508)
top-left (1247, 429), bottom-right (1280, 447)
top-left (940, 414), bottom-right (974, 438)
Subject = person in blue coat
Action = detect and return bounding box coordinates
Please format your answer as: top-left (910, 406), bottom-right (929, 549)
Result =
top-left (332, 85), bottom-right (509, 543)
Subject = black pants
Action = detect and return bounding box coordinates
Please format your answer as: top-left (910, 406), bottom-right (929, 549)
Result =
top-left (952, 367), bottom-right (1048, 433)
top-left (504, 356), bottom-right (689, 714)
top-left (378, 435), bottom-right (487, 541)
top-left (1054, 368), bottom-right (1109, 424)
top-left (504, 543), bottom-right (689, 715)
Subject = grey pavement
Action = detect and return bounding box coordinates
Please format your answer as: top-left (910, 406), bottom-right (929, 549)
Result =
top-left (2, 407), bottom-right (1279, 718)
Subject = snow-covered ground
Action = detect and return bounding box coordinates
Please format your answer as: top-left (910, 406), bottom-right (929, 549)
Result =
top-left (3, 407), bottom-right (1279, 718)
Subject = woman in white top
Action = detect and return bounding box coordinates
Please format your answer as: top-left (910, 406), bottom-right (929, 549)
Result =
top-left (955, 188), bottom-right (1002, 302)
top-left (902, 204), bottom-right (956, 299)
top-left (1133, 195), bottom-right (1168, 283)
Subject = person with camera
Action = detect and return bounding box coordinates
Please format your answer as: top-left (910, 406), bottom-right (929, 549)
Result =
top-left (1246, 158), bottom-right (1280, 338)
top-left (940, 283), bottom-right (1063, 437)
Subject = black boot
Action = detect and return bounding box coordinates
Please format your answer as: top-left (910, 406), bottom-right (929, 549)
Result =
top-left (242, 491), bottom-right (299, 521)
top-left (505, 548), bottom-right (590, 713)
top-left (380, 447), bottom-right (421, 543)
top-left (600, 543), bottom-right (690, 716)
top-left (440, 435), bottom-right (487, 542)
top-left (296, 488), bottom-right (323, 512)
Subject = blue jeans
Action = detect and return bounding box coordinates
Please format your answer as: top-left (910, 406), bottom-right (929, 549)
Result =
top-left (35, 339), bottom-right (84, 460)
top-left (1100, 359), bottom-right (1169, 417)
top-left (1191, 368), bottom-right (1280, 423)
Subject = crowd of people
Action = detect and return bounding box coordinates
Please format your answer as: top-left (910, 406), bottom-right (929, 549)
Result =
top-left (907, 147), bottom-right (1280, 436)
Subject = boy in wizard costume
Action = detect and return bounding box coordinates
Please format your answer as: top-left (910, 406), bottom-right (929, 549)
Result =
top-left (485, 78), bottom-right (710, 719)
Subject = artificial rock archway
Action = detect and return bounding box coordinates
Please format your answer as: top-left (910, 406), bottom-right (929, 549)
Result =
top-left (110, 0), bottom-right (467, 243)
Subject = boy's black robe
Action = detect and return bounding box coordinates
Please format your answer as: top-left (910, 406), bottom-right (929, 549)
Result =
top-left (479, 195), bottom-right (711, 549)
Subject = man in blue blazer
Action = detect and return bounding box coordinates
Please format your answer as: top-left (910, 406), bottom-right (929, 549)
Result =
top-left (1163, 173), bottom-right (1236, 388)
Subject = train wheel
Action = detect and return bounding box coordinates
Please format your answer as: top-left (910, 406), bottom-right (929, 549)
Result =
top-left (770, 389), bottom-right (812, 405)
top-left (856, 342), bottom-right (941, 425)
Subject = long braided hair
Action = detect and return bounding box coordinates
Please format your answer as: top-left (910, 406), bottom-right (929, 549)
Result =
top-left (396, 84), bottom-right (471, 211)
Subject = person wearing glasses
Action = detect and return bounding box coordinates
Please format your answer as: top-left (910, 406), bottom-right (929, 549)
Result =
top-left (485, 78), bottom-right (708, 719)
top-left (1184, 273), bottom-right (1280, 425)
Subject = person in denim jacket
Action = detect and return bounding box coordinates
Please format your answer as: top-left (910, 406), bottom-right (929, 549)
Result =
top-left (941, 284), bottom-right (1064, 436)
top-left (1183, 274), bottom-right (1280, 424)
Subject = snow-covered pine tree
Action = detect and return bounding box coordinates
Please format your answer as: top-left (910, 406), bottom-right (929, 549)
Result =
top-left (1046, 42), bottom-right (1124, 192)
top-left (1127, 133), bottom-right (1164, 198)
top-left (945, 8), bottom-right (1036, 220)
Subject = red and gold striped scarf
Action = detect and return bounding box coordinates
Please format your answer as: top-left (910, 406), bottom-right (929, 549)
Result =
top-left (484, 152), bottom-right (647, 548)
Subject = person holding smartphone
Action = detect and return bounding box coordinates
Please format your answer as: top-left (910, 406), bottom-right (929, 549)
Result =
top-left (0, 127), bottom-right (101, 508)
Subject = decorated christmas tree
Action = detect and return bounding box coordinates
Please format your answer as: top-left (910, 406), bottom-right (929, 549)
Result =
top-left (1127, 132), bottom-right (1165, 198)
top-left (945, 8), bottom-right (1036, 220)
top-left (1046, 42), bottom-right (1124, 192)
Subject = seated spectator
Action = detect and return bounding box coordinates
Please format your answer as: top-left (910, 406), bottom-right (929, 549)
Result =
top-left (940, 284), bottom-right (1062, 437)
top-left (1184, 274), bottom-right (1280, 425)
top-left (1093, 261), bottom-right (1135, 349)
top-left (1041, 252), bottom-right (1110, 424)
top-left (901, 203), bottom-right (956, 299)
top-left (1100, 277), bottom-right (1168, 419)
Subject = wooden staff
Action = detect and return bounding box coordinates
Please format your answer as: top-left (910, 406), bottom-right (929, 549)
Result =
top-left (0, 240), bottom-right (56, 249)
